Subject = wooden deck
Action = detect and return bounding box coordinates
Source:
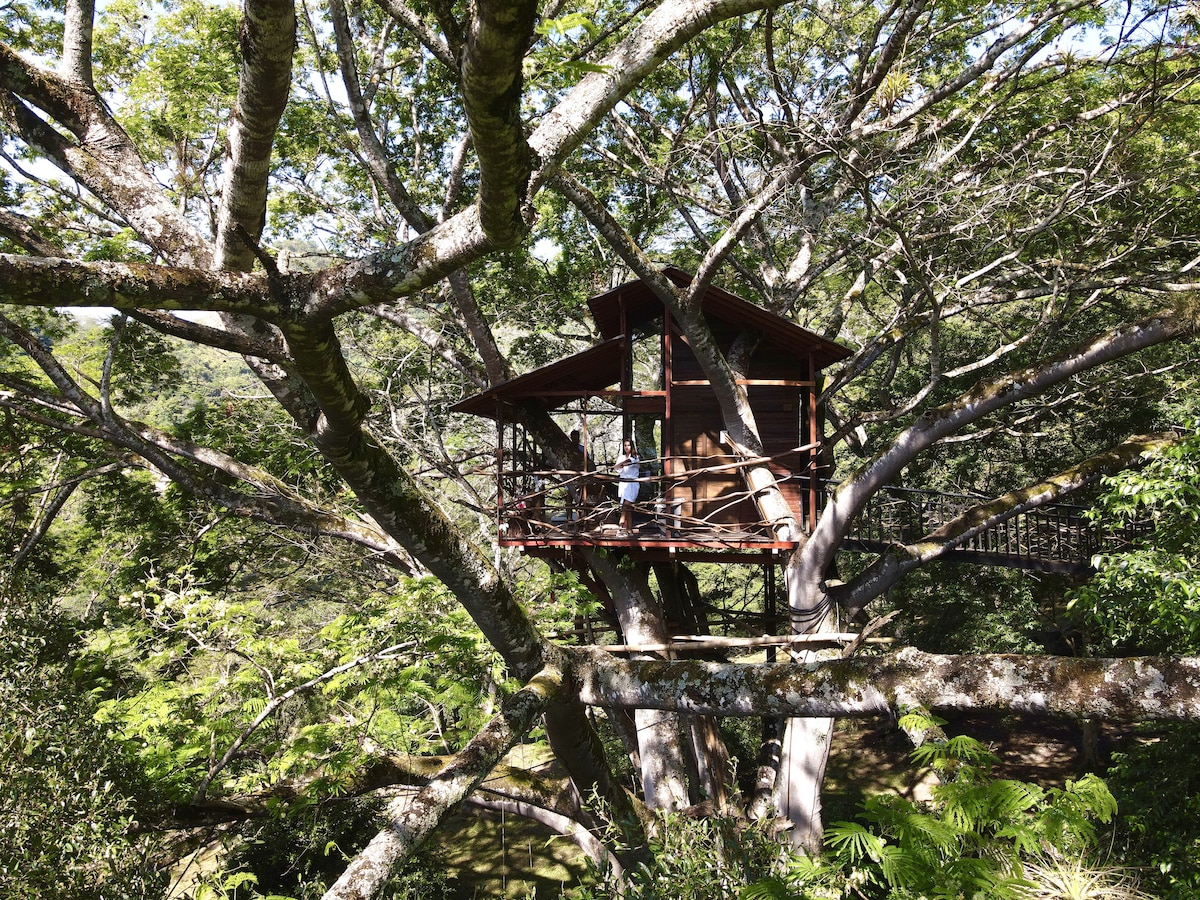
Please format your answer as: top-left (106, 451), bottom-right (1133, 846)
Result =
top-left (502, 509), bottom-right (793, 564)
top-left (500, 478), bottom-right (1135, 573)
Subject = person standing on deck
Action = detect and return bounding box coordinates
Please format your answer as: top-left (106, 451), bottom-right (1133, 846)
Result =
top-left (616, 438), bottom-right (640, 532)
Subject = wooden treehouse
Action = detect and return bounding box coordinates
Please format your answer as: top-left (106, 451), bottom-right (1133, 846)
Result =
top-left (452, 269), bottom-right (1136, 646)
top-left (452, 267), bottom-right (851, 565)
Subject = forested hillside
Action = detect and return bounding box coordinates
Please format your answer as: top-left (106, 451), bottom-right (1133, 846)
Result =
top-left (2, 0), bottom-right (1199, 896)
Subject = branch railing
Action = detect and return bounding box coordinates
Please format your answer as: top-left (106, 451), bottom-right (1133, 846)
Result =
top-left (497, 456), bottom-right (1143, 566)
top-left (498, 449), bottom-right (816, 543)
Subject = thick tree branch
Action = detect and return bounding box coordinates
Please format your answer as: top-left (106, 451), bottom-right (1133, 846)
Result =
top-left (60, 0), bottom-right (95, 85)
top-left (836, 432), bottom-right (1183, 615)
top-left (573, 647), bottom-right (1200, 722)
top-left (299, 0), bottom-right (792, 318)
top-left (275, 316), bottom-right (556, 683)
top-left (0, 44), bottom-right (213, 267)
top-left (802, 311), bottom-right (1192, 585)
top-left (127, 310), bottom-right (287, 362)
top-left (459, 0), bottom-right (537, 247)
top-left (322, 664), bottom-right (563, 900)
top-left (0, 209), bottom-right (60, 256)
top-left (0, 254), bottom-right (272, 315)
top-left (277, 299), bottom-right (638, 848)
top-left (369, 0), bottom-right (456, 69)
top-left (213, 0), bottom-right (295, 271)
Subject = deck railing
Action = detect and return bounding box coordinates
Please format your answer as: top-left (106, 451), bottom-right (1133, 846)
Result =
top-left (497, 463), bottom-right (1144, 568)
top-left (498, 450), bottom-right (816, 545)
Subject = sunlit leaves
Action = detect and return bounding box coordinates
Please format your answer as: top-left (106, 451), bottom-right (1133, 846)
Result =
top-left (1070, 425), bottom-right (1200, 654)
top-left (0, 0), bottom-right (62, 56)
top-left (85, 570), bottom-right (505, 802)
top-left (94, 0), bottom-right (240, 212)
top-left (526, 10), bottom-right (611, 85)
top-left (816, 737), bottom-right (1118, 899)
top-left (0, 590), bottom-right (165, 898)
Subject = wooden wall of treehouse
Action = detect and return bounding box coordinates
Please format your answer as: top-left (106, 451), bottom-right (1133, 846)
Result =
top-left (666, 317), bottom-right (816, 529)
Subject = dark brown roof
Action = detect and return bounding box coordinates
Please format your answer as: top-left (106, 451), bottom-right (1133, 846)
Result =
top-left (588, 266), bottom-right (851, 369)
top-left (449, 337), bottom-right (625, 419)
top-left (452, 268), bottom-right (852, 420)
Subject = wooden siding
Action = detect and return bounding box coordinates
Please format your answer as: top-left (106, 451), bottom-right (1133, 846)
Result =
top-left (667, 332), bottom-right (810, 527)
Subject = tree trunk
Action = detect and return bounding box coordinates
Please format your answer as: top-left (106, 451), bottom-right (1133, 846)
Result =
top-left (777, 557), bottom-right (839, 849)
top-left (1078, 718), bottom-right (1106, 771)
top-left (684, 714), bottom-right (736, 812)
top-left (748, 716), bottom-right (784, 820)
top-left (586, 550), bottom-right (691, 810)
top-left (774, 714), bottom-right (835, 853)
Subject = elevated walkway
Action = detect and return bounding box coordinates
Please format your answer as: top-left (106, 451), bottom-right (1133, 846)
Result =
top-left (838, 482), bottom-right (1134, 576)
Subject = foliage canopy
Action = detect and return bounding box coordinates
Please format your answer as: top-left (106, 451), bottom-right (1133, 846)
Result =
top-left (1, 0), bottom-right (1198, 893)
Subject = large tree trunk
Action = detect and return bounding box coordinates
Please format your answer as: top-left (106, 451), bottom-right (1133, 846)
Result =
top-left (777, 557), bottom-right (839, 850)
top-left (774, 714), bottom-right (835, 853)
top-left (586, 551), bottom-right (691, 810)
top-left (653, 562), bottom-right (736, 811)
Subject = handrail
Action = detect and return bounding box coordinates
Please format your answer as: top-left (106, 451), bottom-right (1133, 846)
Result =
top-left (497, 462), bottom-right (1138, 567)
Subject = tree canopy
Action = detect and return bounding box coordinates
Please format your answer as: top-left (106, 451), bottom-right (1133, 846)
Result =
top-left (2, 0), bottom-right (1199, 895)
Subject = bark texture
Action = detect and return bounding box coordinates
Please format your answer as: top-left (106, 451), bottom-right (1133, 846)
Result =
top-left (322, 665), bottom-right (562, 900)
top-left (0, 255), bottom-right (271, 316)
top-left (214, 0), bottom-right (296, 271)
top-left (0, 45), bottom-right (212, 266)
top-left (584, 550), bottom-right (691, 811)
top-left (460, 0), bottom-right (538, 246)
top-left (774, 715), bottom-right (833, 853)
top-left (574, 648), bottom-right (1200, 722)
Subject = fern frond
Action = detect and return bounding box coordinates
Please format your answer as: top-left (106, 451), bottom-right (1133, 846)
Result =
top-left (877, 845), bottom-right (928, 890)
top-left (987, 778), bottom-right (1046, 819)
top-left (825, 821), bottom-right (886, 863)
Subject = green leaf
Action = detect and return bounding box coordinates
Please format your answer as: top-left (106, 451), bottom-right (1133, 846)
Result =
top-left (825, 821), bottom-right (886, 863)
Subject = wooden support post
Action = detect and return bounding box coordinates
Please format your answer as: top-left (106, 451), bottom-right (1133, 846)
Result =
top-left (807, 353), bottom-right (819, 532)
top-left (495, 405), bottom-right (505, 535)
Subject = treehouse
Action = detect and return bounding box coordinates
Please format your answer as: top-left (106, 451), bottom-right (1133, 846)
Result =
top-left (453, 270), bottom-right (1122, 648)
top-left (451, 267), bottom-right (852, 564)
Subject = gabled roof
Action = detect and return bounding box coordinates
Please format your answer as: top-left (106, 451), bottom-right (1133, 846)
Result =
top-left (451, 268), bottom-right (852, 421)
top-left (449, 337), bottom-right (625, 419)
top-left (588, 266), bottom-right (851, 369)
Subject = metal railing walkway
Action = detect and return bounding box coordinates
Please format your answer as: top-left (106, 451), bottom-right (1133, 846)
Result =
top-left (835, 481), bottom-right (1142, 575)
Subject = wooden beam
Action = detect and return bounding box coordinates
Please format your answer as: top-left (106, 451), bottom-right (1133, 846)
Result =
top-left (586, 633), bottom-right (895, 653)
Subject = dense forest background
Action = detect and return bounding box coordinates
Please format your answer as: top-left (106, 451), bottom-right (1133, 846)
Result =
top-left (2, 0), bottom-right (1200, 896)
